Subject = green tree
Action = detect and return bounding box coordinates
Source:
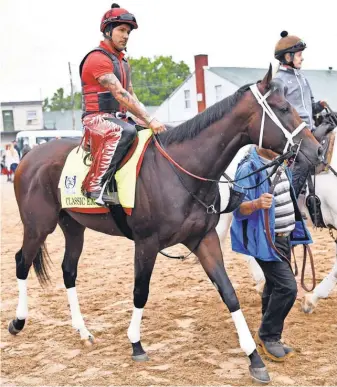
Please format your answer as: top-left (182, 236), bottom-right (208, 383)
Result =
top-left (43, 56), bottom-right (190, 110)
top-left (52, 88), bottom-right (67, 111)
top-left (42, 97), bottom-right (50, 111)
top-left (129, 56), bottom-right (190, 106)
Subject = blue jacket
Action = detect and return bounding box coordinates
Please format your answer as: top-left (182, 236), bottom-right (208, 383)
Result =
top-left (230, 148), bottom-right (312, 262)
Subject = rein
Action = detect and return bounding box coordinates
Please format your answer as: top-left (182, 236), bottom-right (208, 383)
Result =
top-left (154, 81), bottom-right (307, 260)
top-left (292, 245), bottom-right (316, 292)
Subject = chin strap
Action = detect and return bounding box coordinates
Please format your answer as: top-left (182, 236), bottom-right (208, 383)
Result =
top-left (250, 84), bottom-right (306, 153)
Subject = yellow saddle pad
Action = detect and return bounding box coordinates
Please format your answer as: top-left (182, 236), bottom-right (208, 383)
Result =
top-left (58, 148), bottom-right (103, 210)
top-left (115, 129), bottom-right (152, 209)
top-left (58, 129), bottom-right (152, 212)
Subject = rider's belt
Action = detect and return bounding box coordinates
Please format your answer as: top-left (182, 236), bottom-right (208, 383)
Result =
top-left (275, 232), bottom-right (291, 237)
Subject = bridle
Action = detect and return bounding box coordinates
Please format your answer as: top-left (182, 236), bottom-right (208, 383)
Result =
top-left (154, 82), bottom-right (307, 206)
top-left (155, 82), bottom-right (309, 260)
top-left (249, 84), bottom-right (307, 153)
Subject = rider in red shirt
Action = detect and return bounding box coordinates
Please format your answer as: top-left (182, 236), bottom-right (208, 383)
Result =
top-left (80, 3), bottom-right (166, 203)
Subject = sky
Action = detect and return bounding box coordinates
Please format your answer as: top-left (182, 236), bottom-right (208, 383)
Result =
top-left (1, 0), bottom-right (337, 102)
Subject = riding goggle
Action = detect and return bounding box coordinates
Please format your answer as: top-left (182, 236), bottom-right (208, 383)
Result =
top-left (103, 13), bottom-right (137, 25)
top-left (275, 40), bottom-right (307, 58)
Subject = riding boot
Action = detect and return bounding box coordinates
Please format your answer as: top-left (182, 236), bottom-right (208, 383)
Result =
top-left (100, 118), bottom-right (137, 186)
top-left (82, 116), bottom-right (137, 205)
top-left (83, 132), bottom-right (122, 204)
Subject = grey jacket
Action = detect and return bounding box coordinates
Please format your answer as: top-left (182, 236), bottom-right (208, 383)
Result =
top-left (273, 66), bottom-right (324, 130)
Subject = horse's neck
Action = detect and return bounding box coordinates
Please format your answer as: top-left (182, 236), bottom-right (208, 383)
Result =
top-left (168, 116), bottom-right (250, 181)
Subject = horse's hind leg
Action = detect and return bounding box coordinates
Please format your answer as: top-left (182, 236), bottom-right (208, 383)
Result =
top-left (58, 211), bottom-right (94, 344)
top-left (187, 230), bottom-right (270, 384)
top-left (9, 219), bottom-right (56, 335)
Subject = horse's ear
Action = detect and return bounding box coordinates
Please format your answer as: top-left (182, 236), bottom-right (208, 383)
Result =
top-left (261, 63), bottom-right (273, 88)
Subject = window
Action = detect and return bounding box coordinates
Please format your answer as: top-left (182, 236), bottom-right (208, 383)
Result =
top-left (2, 110), bottom-right (14, 131)
top-left (215, 85), bottom-right (222, 101)
top-left (184, 90), bottom-right (191, 109)
top-left (27, 110), bottom-right (38, 125)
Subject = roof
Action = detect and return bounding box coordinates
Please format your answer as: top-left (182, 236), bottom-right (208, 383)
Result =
top-left (208, 67), bottom-right (337, 109)
top-left (1, 100), bottom-right (43, 107)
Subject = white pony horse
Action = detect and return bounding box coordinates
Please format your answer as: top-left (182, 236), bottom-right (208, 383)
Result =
top-left (217, 130), bottom-right (337, 312)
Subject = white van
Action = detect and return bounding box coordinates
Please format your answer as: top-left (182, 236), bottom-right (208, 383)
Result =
top-left (16, 129), bottom-right (83, 149)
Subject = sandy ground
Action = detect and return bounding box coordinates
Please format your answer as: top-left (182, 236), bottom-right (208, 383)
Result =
top-left (1, 176), bottom-right (337, 386)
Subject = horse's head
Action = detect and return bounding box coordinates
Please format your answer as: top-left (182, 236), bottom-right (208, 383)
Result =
top-left (246, 65), bottom-right (323, 166)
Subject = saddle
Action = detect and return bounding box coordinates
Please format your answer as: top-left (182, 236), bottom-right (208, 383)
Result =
top-left (313, 108), bottom-right (337, 170)
top-left (306, 112), bottom-right (336, 228)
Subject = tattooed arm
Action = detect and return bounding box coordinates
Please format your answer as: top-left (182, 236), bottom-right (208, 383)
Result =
top-left (128, 81), bottom-right (141, 103)
top-left (128, 81), bottom-right (149, 127)
top-left (98, 73), bottom-right (166, 133)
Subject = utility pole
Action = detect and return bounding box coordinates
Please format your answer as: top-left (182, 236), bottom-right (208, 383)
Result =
top-left (68, 62), bottom-right (75, 130)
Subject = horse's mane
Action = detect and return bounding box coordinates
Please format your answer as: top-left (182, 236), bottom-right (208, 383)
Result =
top-left (159, 83), bottom-right (253, 145)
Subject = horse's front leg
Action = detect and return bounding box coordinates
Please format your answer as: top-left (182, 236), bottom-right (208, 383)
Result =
top-left (127, 237), bottom-right (158, 361)
top-left (189, 229), bottom-right (270, 384)
top-left (302, 241), bottom-right (337, 313)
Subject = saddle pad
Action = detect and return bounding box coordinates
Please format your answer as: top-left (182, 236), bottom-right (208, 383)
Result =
top-left (58, 129), bottom-right (153, 215)
top-left (115, 129), bottom-right (152, 211)
top-left (58, 147), bottom-right (109, 214)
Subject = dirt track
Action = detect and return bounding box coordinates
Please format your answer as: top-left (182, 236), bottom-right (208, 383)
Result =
top-left (1, 177), bottom-right (337, 386)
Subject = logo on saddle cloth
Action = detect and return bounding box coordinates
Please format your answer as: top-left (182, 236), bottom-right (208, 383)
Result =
top-left (58, 129), bottom-right (152, 214)
top-left (64, 175), bottom-right (77, 195)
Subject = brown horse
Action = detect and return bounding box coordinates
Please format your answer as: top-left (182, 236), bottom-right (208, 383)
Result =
top-left (8, 66), bottom-right (322, 383)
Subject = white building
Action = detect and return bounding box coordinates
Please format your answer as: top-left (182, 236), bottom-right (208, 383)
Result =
top-left (1, 100), bottom-right (43, 146)
top-left (155, 55), bottom-right (337, 125)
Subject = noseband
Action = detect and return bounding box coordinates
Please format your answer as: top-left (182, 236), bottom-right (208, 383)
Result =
top-left (250, 84), bottom-right (307, 154)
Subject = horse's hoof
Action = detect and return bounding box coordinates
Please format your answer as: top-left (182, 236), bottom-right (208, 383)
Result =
top-left (132, 353), bottom-right (149, 362)
top-left (82, 338), bottom-right (95, 347)
top-left (8, 319), bottom-right (25, 335)
top-left (249, 366), bottom-right (271, 384)
top-left (302, 294), bottom-right (316, 314)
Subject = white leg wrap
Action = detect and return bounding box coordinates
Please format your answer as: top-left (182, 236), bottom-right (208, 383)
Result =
top-left (231, 309), bottom-right (256, 356)
top-left (127, 307), bottom-right (144, 343)
top-left (67, 287), bottom-right (93, 339)
top-left (246, 256), bottom-right (265, 284)
top-left (16, 279), bottom-right (28, 320)
top-left (314, 259), bottom-right (337, 299)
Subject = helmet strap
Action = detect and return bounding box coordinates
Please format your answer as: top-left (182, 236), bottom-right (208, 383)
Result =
top-left (281, 52), bottom-right (295, 68)
top-left (103, 33), bottom-right (112, 41)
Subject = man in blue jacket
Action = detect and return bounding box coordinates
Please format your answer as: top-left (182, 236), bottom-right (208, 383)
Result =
top-left (231, 146), bottom-right (312, 362)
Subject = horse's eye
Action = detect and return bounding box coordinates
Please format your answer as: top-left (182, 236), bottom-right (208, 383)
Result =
top-left (280, 106), bottom-right (289, 113)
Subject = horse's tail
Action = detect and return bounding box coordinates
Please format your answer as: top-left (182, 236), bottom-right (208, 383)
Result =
top-left (32, 242), bottom-right (52, 287)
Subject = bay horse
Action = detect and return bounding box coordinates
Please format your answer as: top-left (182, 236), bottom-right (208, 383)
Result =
top-left (8, 66), bottom-right (322, 383)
